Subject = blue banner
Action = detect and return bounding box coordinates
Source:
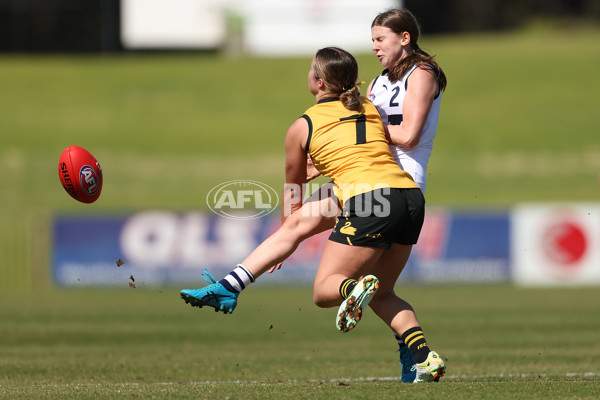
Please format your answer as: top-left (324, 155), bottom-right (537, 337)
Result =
top-left (401, 209), bottom-right (510, 282)
top-left (52, 209), bottom-right (510, 287)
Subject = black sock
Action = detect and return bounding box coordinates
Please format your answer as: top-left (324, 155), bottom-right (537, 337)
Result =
top-left (400, 326), bottom-right (430, 363)
top-left (339, 278), bottom-right (357, 299)
top-left (394, 332), bottom-right (406, 351)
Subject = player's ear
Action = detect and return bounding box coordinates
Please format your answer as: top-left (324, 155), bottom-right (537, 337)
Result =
top-left (400, 31), bottom-right (411, 46)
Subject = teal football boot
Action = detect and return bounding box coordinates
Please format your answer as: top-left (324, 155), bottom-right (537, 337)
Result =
top-left (398, 345), bottom-right (417, 383)
top-left (180, 269), bottom-right (239, 314)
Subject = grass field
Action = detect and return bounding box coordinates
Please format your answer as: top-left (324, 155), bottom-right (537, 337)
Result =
top-left (1, 25), bottom-right (600, 398)
top-left (1, 25), bottom-right (599, 213)
top-left (1, 285), bottom-right (599, 399)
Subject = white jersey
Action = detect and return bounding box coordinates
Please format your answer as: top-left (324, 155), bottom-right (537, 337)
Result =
top-left (368, 65), bottom-right (442, 193)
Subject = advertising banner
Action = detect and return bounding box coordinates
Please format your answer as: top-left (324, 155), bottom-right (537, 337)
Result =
top-left (402, 209), bottom-right (510, 283)
top-left (236, 0), bottom-right (400, 56)
top-left (512, 203), bottom-right (600, 286)
top-left (53, 209), bottom-right (511, 287)
top-left (121, 0), bottom-right (226, 49)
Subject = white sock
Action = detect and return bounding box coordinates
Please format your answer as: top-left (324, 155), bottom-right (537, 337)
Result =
top-left (223, 264), bottom-right (255, 292)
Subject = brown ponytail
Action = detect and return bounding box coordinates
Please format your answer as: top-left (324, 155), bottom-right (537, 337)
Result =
top-left (340, 85), bottom-right (362, 112)
top-left (314, 47), bottom-right (364, 112)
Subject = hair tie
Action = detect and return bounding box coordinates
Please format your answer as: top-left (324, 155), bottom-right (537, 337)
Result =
top-left (343, 81), bottom-right (365, 92)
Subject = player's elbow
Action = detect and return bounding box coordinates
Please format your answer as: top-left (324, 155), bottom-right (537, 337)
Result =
top-left (402, 138), bottom-right (420, 149)
top-left (388, 129), bottom-right (421, 149)
top-left (397, 132), bottom-right (421, 149)
top-left (285, 165), bottom-right (307, 185)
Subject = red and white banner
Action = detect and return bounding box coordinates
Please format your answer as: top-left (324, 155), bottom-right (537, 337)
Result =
top-left (512, 203), bottom-right (600, 286)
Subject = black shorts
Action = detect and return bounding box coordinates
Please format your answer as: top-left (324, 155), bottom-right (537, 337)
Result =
top-left (329, 187), bottom-right (425, 249)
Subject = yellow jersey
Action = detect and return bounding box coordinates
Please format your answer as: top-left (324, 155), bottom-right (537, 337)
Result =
top-left (303, 97), bottom-right (418, 203)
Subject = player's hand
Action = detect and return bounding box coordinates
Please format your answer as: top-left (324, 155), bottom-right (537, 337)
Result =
top-left (268, 262), bottom-right (283, 273)
top-left (306, 154), bottom-right (320, 181)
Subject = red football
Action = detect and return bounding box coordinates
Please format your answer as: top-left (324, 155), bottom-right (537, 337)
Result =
top-left (58, 145), bottom-right (103, 204)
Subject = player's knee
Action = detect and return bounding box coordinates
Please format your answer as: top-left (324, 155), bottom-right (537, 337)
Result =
top-left (282, 210), bottom-right (331, 242)
top-left (312, 283), bottom-right (336, 308)
top-left (280, 213), bottom-right (302, 238)
top-left (312, 290), bottom-right (328, 308)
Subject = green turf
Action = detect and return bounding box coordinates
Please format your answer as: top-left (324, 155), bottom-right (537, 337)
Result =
top-left (0, 285), bottom-right (599, 398)
top-left (1, 26), bottom-right (599, 213)
top-left (1, 25), bottom-right (600, 398)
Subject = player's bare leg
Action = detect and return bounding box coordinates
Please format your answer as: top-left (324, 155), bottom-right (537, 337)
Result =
top-left (311, 240), bottom-right (384, 332)
top-left (181, 185), bottom-right (338, 313)
top-left (242, 185), bottom-right (339, 279)
top-left (368, 243), bottom-right (445, 382)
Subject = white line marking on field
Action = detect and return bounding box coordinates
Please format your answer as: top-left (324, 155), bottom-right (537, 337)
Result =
top-left (1, 372), bottom-right (598, 388)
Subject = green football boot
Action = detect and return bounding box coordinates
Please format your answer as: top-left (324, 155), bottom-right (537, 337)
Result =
top-left (413, 351), bottom-right (446, 383)
top-left (336, 275), bottom-right (379, 333)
